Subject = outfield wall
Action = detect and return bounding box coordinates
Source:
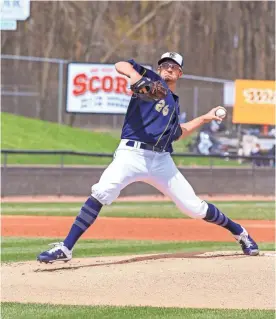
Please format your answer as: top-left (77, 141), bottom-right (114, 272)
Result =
top-left (1, 166), bottom-right (274, 197)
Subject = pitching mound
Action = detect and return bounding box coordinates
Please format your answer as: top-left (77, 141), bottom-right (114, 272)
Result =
top-left (2, 251), bottom-right (275, 309)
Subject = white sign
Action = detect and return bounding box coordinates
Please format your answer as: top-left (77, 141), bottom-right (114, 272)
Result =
top-left (0, 0), bottom-right (30, 20)
top-left (66, 63), bottom-right (152, 114)
top-left (0, 19), bottom-right (16, 30)
top-left (223, 81), bottom-right (235, 107)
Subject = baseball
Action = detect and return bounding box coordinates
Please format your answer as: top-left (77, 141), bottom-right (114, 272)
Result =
top-left (215, 108), bottom-right (226, 118)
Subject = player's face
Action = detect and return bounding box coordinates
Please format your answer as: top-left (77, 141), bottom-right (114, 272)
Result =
top-left (158, 61), bottom-right (183, 82)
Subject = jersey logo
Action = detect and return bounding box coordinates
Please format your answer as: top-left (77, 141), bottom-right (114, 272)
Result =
top-left (155, 99), bottom-right (169, 116)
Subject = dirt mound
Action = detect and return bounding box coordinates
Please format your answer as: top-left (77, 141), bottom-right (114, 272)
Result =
top-left (2, 251), bottom-right (275, 309)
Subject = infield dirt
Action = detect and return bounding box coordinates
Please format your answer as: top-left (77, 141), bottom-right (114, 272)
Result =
top-left (2, 216), bottom-right (275, 242)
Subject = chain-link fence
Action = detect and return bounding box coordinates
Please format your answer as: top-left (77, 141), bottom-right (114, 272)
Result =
top-left (1, 54), bottom-right (233, 130)
top-left (1, 54), bottom-right (66, 124)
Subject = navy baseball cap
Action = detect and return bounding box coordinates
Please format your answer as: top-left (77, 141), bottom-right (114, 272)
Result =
top-left (158, 52), bottom-right (184, 68)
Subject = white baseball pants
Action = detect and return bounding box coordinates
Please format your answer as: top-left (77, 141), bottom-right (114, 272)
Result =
top-left (91, 139), bottom-right (208, 219)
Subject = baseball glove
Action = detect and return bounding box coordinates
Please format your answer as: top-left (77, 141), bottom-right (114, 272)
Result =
top-left (130, 77), bottom-right (168, 101)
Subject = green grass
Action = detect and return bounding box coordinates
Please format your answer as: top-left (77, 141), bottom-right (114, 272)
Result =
top-left (1, 113), bottom-right (245, 166)
top-left (1, 112), bottom-right (118, 165)
top-left (2, 201), bottom-right (275, 220)
top-left (2, 303), bottom-right (274, 319)
top-left (2, 237), bottom-right (274, 263)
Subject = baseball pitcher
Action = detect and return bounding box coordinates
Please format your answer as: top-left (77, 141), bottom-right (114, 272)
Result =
top-left (37, 52), bottom-right (259, 263)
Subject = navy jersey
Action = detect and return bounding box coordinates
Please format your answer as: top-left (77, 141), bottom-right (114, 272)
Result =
top-left (121, 59), bottom-right (182, 153)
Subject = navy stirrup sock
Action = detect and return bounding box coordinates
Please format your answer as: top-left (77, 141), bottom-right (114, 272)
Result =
top-left (203, 202), bottom-right (243, 235)
top-left (63, 196), bottom-right (103, 250)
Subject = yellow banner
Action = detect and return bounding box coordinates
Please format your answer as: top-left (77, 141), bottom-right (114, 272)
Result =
top-left (232, 79), bottom-right (276, 125)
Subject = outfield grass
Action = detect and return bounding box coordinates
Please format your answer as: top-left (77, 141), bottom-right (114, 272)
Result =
top-left (2, 303), bottom-right (274, 319)
top-left (1, 113), bottom-right (245, 166)
top-left (1, 112), bottom-right (118, 165)
top-left (2, 237), bottom-right (274, 263)
top-left (2, 201), bottom-right (275, 220)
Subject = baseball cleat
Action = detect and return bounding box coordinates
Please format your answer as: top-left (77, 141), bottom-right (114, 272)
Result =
top-left (37, 242), bottom-right (72, 263)
top-left (234, 227), bottom-right (259, 256)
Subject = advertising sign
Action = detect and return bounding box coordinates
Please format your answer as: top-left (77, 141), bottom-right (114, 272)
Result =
top-left (66, 62), bottom-right (152, 114)
top-left (233, 79), bottom-right (275, 125)
top-left (0, 19), bottom-right (17, 30)
top-left (0, 0), bottom-right (30, 20)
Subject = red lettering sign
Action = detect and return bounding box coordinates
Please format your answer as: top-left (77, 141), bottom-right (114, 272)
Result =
top-left (89, 76), bottom-right (100, 93)
top-left (73, 73), bottom-right (87, 96)
top-left (72, 74), bottom-right (131, 96)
